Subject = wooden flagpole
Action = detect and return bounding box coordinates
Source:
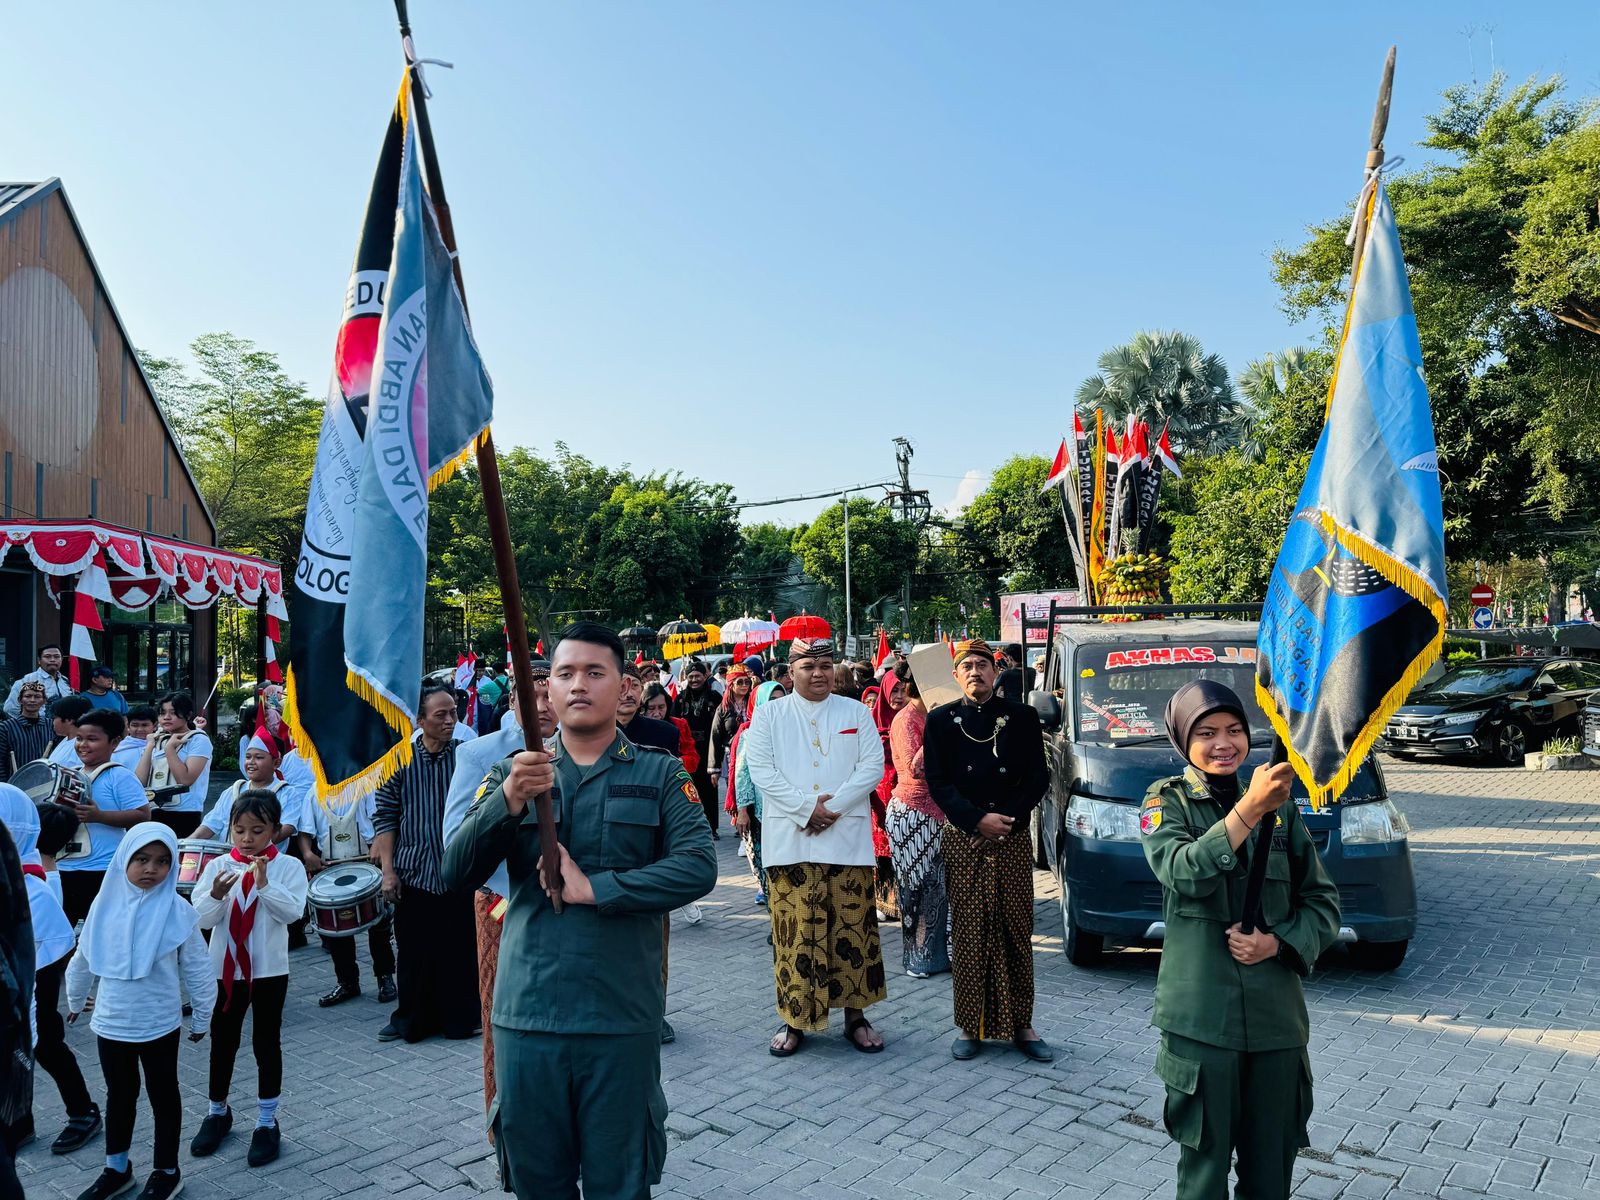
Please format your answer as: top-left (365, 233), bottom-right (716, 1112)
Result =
top-left (392, 0), bottom-right (564, 911)
top-left (1241, 47), bottom-right (1396, 936)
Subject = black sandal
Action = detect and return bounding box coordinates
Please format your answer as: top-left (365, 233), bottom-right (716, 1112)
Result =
top-left (843, 1013), bottom-right (884, 1054)
top-left (769, 1026), bottom-right (805, 1057)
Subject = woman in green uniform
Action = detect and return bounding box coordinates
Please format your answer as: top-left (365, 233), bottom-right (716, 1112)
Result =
top-left (1141, 679), bottom-right (1340, 1200)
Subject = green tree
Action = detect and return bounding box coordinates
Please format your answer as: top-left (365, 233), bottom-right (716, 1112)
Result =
top-left (140, 333), bottom-right (321, 566)
top-left (1272, 73), bottom-right (1600, 564)
top-left (1234, 346), bottom-right (1332, 462)
top-left (960, 455), bottom-right (1080, 591)
top-left (427, 446), bottom-right (747, 650)
top-left (794, 500), bottom-right (919, 634)
top-left (1075, 330), bottom-right (1246, 456)
top-left (1167, 447), bottom-right (1310, 603)
top-left (725, 523), bottom-right (801, 617)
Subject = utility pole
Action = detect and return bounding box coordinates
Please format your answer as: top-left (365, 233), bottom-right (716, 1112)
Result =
top-left (887, 437), bottom-right (930, 642)
top-left (842, 495), bottom-right (853, 651)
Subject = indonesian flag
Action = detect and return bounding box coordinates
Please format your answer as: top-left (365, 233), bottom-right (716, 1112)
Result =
top-left (1041, 439), bottom-right (1073, 492)
top-left (634, 650), bottom-right (646, 666)
top-left (1156, 425), bottom-right (1182, 478)
top-left (874, 629), bottom-right (892, 669)
top-left (1043, 427), bottom-right (1090, 595)
top-left (263, 613), bottom-right (285, 683)
top-left (453, 652), bottom-right (476, 693)
top-left (69, 550), bottom-right (113, 687)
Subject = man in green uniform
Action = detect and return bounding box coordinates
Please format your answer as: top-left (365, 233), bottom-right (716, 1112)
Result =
top-left (1142, 680), bottom-right (1340, 1200)
top-left (442, 622), bottom-right (718, 1200)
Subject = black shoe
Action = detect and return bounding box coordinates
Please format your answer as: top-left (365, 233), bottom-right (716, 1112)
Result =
top-left (318, 983), bottom-right (361, 1008)
top-left (1014, 1036), bottom-right (1055, 1063)
top-left (74, 1166), bottom-right (135, 1200)
top-left (951, 1037), bottom-right (982, 1061)
top-left (660, 1020), bottom-right (676, 1044)
top-left (189, 1109), bottom-right (231, 1157)
top-left (712, 831), bottom-right (721, 841)
top-left (52, 1104), bottom-right (102, 1153)
top-left (135, 1169), bottom-right (183, 1200)
top-left (376, 975), bottom-right (398, 1003)
top-left (377, 1021), bottom-right (404, 1042)
top-left (247, 1122), bottom-right (280, 1167)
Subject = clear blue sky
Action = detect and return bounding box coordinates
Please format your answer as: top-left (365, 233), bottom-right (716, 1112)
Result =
top-left (9, 2), bottom-right (1596, 525)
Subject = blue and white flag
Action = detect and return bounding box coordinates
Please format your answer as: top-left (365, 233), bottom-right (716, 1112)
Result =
top-left (344, 80), bottom-right (493, 770)
top-left (1255, 182), bottom-right (1446, 809)
top-left (289, 78), bottom-right (491, 804)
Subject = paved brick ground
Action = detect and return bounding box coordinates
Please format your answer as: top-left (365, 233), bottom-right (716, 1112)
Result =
top-left (17, 758), bottom-right (1600, 1198)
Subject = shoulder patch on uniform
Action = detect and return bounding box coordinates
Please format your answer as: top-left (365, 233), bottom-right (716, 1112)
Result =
top-left (671, 771), bottom-right (698, 804)
top-left (474, 772), bottom-right (494, 801)
top-left (1140, 795), bottom-right (1162, 835)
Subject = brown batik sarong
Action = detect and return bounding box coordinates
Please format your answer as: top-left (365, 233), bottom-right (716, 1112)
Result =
top-left (475, 892), bottom-right (502, 1119)
top-left (767, 863), bottom-right (887, 1031)
top-left (942, 825), bottom-right (1035, 1039)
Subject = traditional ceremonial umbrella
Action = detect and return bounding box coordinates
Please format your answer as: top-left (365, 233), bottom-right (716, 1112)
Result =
top-left (778, 612), bottom-right (832, 641)
top-left (659, 617), bottom-right (710, 660)
top-left (618, 623), bottom-right (659, 645)
top-left (721, 616), bottom-right (781, 646)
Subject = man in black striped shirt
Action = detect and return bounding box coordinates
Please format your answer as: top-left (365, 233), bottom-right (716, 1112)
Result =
top-left (0, 680), bottom-right (52, 780)
top-left (372, 684), bottom-right (480, 1043)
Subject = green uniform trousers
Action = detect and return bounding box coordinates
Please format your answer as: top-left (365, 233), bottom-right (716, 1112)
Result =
top-left (492, 1027), bottom-right (666, 1200)
top-left (1157, 1032), bottom-right (1312, 1200)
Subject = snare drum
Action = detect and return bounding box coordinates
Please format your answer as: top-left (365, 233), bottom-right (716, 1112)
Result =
top-left (11, 761), bottom-right (91, 860)
top-left (308, 862), bottom-right (388, 937)
top-left (176, 839), bottom-right (232, 896)
top-left (11, 760), bottom-right (87, 807)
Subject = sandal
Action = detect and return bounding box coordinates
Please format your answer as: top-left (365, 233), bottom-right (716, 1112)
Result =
top-left (768, 1026), bottom-right (805, 1057)
top-left (843, 1013), bottom-right (885, 1054)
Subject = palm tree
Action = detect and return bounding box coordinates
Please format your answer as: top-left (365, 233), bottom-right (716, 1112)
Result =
top-left (1236, 346), bottom-right (1328, 461)
top-left (1075, 330), bottom-right (1247, 456)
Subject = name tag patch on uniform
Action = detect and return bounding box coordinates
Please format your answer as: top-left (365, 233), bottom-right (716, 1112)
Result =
top-left (608, 784), bottom-right (658, 799)
top-left (1140, 796), bottom-right (1162, 835)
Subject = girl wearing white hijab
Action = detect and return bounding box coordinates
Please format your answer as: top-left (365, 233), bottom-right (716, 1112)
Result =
top-left (0, 784), bottom-right (97, 1156)
top-left (66, 822), bottom-right (214, 1200)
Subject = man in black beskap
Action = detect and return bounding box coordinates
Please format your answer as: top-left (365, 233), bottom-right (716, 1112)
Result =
top-left (618, 663), bottom-right (679, 755)
top-left (670, 658), bottom-right (721, 840)
top-left (923, 638), bottom-right (1052, 1064)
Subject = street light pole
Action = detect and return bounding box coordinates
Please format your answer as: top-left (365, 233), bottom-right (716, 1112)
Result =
top-left (842, 495), bottom-right (853, 651)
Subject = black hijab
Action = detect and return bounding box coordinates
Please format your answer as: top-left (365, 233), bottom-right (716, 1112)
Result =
top-left (1163, 679), bottom-right (1249, 802)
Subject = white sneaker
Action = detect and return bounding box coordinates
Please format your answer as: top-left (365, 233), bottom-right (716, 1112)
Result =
top-left (683, 903), bottom-right (704, 926)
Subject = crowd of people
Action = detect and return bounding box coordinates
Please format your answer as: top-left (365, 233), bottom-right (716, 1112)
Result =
top-left (0, 624), bottom-right (1339, 1200)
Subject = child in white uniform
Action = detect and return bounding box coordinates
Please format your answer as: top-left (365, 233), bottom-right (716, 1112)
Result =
top-left (66, 823), bottom-right (214, 1200)
top-left (189, 789), bottom-right (308, 1167)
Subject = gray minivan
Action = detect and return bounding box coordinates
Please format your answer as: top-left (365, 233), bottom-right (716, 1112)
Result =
top-left (1029, 618), bottom-right (1418, 971)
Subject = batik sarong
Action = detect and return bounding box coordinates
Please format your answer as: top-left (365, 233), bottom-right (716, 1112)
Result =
top-left (942, 826), bottom-right (1034, 1039)
top-left (766, 863), bottom-right (887, 1030)
top-left (886, 799), bottom-right (950, 976)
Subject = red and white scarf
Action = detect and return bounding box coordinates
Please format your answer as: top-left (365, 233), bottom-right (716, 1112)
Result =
top-left (221, 845), bottom-right (277, 1003)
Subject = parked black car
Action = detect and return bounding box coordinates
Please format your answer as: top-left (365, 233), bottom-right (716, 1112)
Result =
top-left (1029, 619), bottom-right (1417, 973)
top-left (1375, 657), bottom-right (1600, 766)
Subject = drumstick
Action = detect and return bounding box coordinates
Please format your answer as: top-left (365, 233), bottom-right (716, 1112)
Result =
top-left (194, 656), bottom-right (228, 730)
